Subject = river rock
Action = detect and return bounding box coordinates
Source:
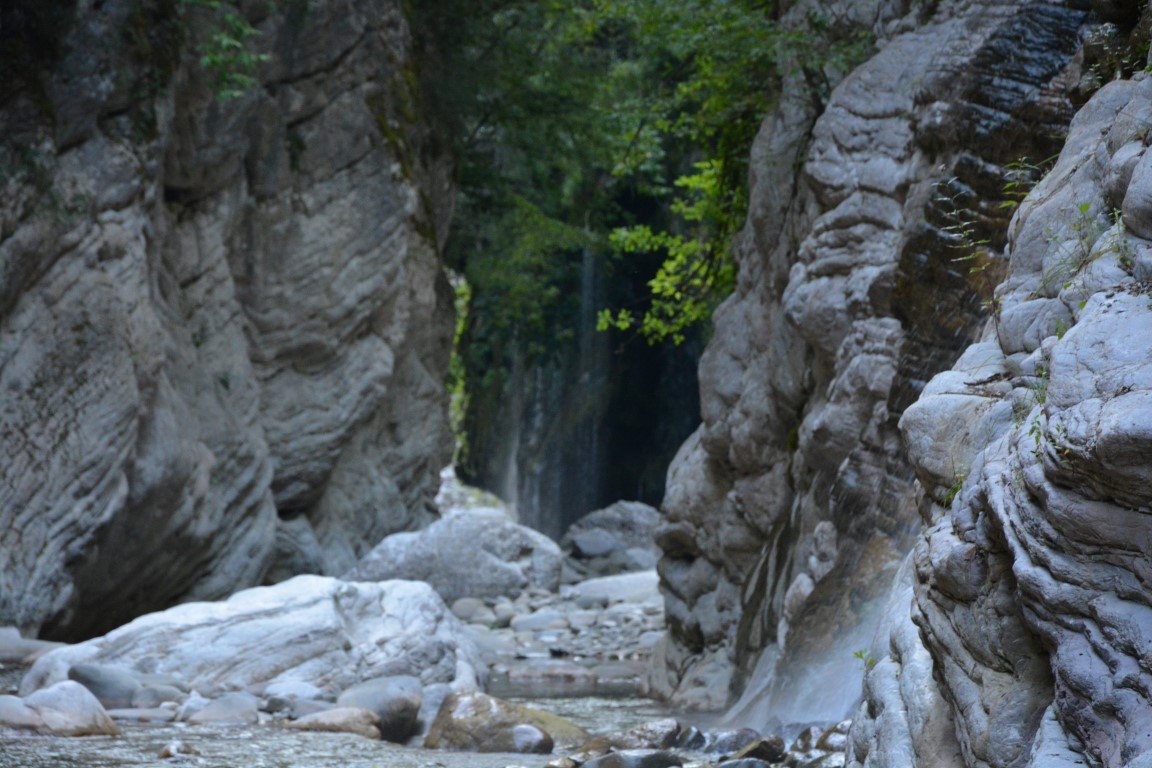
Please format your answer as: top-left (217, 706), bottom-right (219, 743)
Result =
top-left (131, 684), bottom-right (186, 708)
top-left (0, 695), bottom-right (48, 732)
top-left (335, 675), bottom-right (422, 743)
top-left (22, 680), bottom-right (119, 736)
top-left (581, 750), bottom-right (683, 768)
top-left (0, 628), bottom-right (66, 664)
top-left (67, 663), bottom-right (141, 709)
top-left (424, 690), bottom-right (587, 753)
top-left (187, 692), bottom-right (260, 724)
top-left (287, 706), bottom-right (382, 740)
top-left (20, 577), bottom-right (483, 698)
top-left (726, 735), bottom-right (786, 763)
top-left (106, 706), bottom-right (176, 723)
top-left (264, 680), bottom-right (325, 701)
top-left (707, 728), bottom-right (762, 754)
top-left (570, 571), bottom-right (660, 606)
top-left (345, 509), bottom-right (563, 602)
top-left (561, 502), bottom-right (661, 578)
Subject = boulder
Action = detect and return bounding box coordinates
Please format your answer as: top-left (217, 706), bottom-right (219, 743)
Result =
top-left (0, 695), bottom-right (47, 732)
top-left (725, 736), bottom-right (786, 763)
top-left (20, 577), bottom-right (484, 698)
top-left (582, 750), bottom-right (683, 768)
top-left (106, 707), bottom-right (176, 723)
top-left (287, 706), bottom-right (382, 740)
top-left (0, 628), bottom-right (67, 664)
top-left (67, 663), bottom-right (141, 709)
top-left (23, 680), bottom-right (119, 736)
top-left (707, 728), bottom-right (763, 754)
top-left (424, 691), bottom-right (587, 753)
top-left (131, 684), bottom-right (187, 708)
top-left (569, 572), bottom-right (660, 606)
top-left (345, 509), bottom-right (563, 602)
top-left (186, 692), bottom-right (260, 724)
top-left (561, 502), bottom-right (662, 578)
top-left (335, 675), bottom-right (422, 742)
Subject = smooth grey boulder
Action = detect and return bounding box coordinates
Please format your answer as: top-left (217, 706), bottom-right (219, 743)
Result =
top-left (130, 685), bottom-right (186, 708)
top-left (424, 691), bottom-right (587, 753)
top-left (336, 675), bottom-right (422, 743)
top-left (186, 692), bottom-right (259, 725)
top-left (286, 706), bottom-right (382, 740)
top-left (20, 577), bottom-right (484, 699)
top-left (0, 695), bottom-right (48, 732)
top-left (346, 509), bottom-right (563, 602)
top-left (561, 502), bottom-right (661, 578)
top-left (582, 750), bottom-right (683, 768)
top-left (67, 663), bottom-right (141, 710)
top-left (570, 571), bottom-right (659, 606)
top-left (0, 628), bottom-right (66, 664)
top-left (21, 681), bottom-right (119, 736)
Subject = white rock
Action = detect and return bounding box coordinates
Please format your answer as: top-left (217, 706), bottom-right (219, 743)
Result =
top-left (571, 571), bottom-right (660, 605)
top-left (20, 577), bottom-right (484, 698)
top-left (23, 680), bottom-right (119, 736)
top-left (345, 509), bottom-right (563, 602)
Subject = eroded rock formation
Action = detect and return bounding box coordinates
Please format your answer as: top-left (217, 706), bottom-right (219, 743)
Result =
top-left (653, 0), bottom-right (1090, 714)
top-left (0, 0), bottom-right (454, 640)
top-left (851, 70), bottom-right (1152, 768)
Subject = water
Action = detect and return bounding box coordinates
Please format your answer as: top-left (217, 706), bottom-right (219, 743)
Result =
top-left (0, 661), bottom-right (678, 768)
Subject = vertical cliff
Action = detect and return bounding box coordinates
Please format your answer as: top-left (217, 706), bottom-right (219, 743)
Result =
top-left (852, 44), bottom-right (1152, 768)
top-left (652, 0), bottom-right (1091, 716)
top-left (0, 0), bottom-right (455, 640)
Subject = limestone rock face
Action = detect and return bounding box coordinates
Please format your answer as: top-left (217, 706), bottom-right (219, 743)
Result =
top-left (0, 0), bottom-right (454, 640)
top-left (850, 74), bottom-right (1152, 768)
top-left (654, 0), bottom-right (1089, 715)
top-left (19, 576), bottom-right (484, 699)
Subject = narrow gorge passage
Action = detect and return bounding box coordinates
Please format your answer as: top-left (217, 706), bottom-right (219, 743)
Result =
top-left (3, 1), bottom-right (1152, 767)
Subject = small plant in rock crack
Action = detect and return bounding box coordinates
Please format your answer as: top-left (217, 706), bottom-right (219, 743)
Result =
top-left (1110, 208), bottom-right (1137, 274)
top-left (941, 472), bottom-right (967, 507)
top-left (1041, 202), bottom-right (1105, 292)
top-left (999, 154), bottom-right (1058, 213)
top-left (179, 0), bottom-right (270, 100)
top-left (936, 177), bottom-right (994, 276)
top-left (854, 649), bottom-right (877, 671)
top-left (1025, 365), bottom-right (1050, 460)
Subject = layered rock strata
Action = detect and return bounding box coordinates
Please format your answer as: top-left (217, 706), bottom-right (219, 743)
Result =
top-left (653, 0), bottom-right (1090, 714)
top-left (850, 71), bottom-right (1152, 768)
top-left (0, 0), bottom-right (454, 640)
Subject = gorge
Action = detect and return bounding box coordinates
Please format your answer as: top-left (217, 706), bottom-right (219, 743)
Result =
top-left (1, 1), bottom-right (1151, 767)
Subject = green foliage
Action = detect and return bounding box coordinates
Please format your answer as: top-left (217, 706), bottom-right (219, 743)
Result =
top-left (447, 274), bottom-right (472, 460)
top-left (415, 0), bottom-right (876, 365)
top-left (179, 0), bottom-right (269, 100)
top-left (854, 649), bottom-right (877, 671)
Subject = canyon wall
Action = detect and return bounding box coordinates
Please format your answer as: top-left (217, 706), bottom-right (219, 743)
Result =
top-left (851, 51), bottom-right (1152, 768)
top-left (652, 0), bottom-right (1094, 716)
top-left (659, 0), bottom-right (1152, 764)
top-left (0, 0), bottom-right (454, 641)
